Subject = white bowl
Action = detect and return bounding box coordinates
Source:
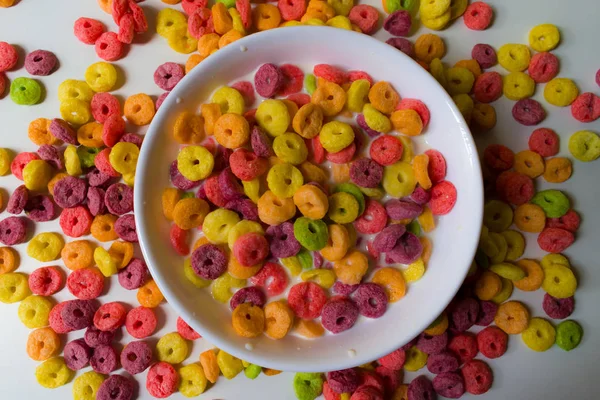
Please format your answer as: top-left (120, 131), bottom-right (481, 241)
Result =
top-left (135, 26), bottom-right (483, 372)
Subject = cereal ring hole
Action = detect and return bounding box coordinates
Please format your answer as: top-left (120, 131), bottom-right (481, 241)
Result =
top-left (49, 373), bottom-right (57, 379)
top-left (133, 320), bottom-right (143, 329)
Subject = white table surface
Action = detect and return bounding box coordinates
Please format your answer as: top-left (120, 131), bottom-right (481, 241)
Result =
top-left (0, 0), bottom-right (598, 399)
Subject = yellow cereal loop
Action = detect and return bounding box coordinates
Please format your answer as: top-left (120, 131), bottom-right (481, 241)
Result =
top-left (212, 86), bottom-right (245, 115)
top-left (22, 160), bottom-right (52, 191)
top-left (328, 192), bottom-right (359, 224)
top-left (35, 357), bottom-right (73, 388)
top-left (229, 8), bottom-right (246, 34)
top-left (27, 232), bottom-right (64, 262)
top-left (403, 346), bottom-right (428, 371)
top-left (522, 317), bottom-right (556, 352)
top-left (490, 262), bottom-right (527, 281)
top-left (217, 350), bottom-right (244, 379)
top-left (454, 59), bottom-right (482, 79)
top-left (213, 274), bottom-right (246, 303)
top-left (228, 220), bottom-right (264, 250)
top-left (503, 72), bottom-right (535, 101)
top-left (203, 209), bottom-right (240, 244)
top-left (498, 44), bottom-right (531, 72)
top-left (184, 258), bottom-right (211, 288)
top-left (403, 258), bottom-right (425, 282)
top-left (301, 269), bottom-right (336, 289)
top-left (85, 62), bottom-right (117, 92)
top-left (383, 161), bottom-right (416, 198)
top-left (319, 121), bottom-right (355, 152)
top-left (430, 58), bottom-right (447, 89)
top-left (177, 146), bottom-right (214, 181)
top-left (58, 79), bottom-right (94, 103)
top-left (327, 15), bottom-right (352, 30)
top-left (167, 27), bottom-right (198, 54)
top-left (18, 295), bottom-right (53, 329)
top-left (391, 109), bottom-right (423, 136)
top-left (544, 78), bottom-right (579, 107)
top-left (157, 332), bottom-right (189, 364)
top-left (73, 371), bottom-right (106, 400)
top-left (256, 99), bottom-right (290, 137)
top-left (242, 179), bottom-right (261, 203)
top-left (488, 232), bottom-right (508, 264)
top-left (452, 94), bottom-right (474, 124)
top-left (472, 103), bottom-right (497, 131)
top-left (542, 264), bottom-right (577, 298)
top-left (445, 67), bottom-right (475, 95)
top-left (281, 256), bottom-right (302, 277)
top-left (64, 144), bottom-right (83, 176)
top-left (399, 136), bottom-right (414, 163)
top-left (363, 103), bottom-right (392, 133)
top-left (421, 10), bottom-right (451, 30)
top-left (60, 99), bottom-right (92, 126)
top-left (0, 148), bottom-right (12, 175)
top-left (94, 247), bottom-right (118, 277)
top-left (372, 267), bottom-right (406, 302)
top-left (417, 206), bottom-right (435, 233)
top-left (501, 230), bottom-right (525, 261)
top-left (529, 24), bottom-right (561, 52)
top-left (109, 142), bottom-right (139, 175)
top-left (267, 163), bottom-right (304, 199)
top-left (0, 273), bottom-right (30, 303)
top-left (541, 253), bottom-right (570, 270)
top-left (157, 8), bottom-right (187, 37)
top-left (179, 363), bottom-right (208, 397)
top-left (273, 133), bottom-right (308, 165)
top-left (346, 79), bottom-right (371, 113)
top-left (483, 200), bottom-right (513, 232)
top-left (491, 277), bottom-right (513, 304)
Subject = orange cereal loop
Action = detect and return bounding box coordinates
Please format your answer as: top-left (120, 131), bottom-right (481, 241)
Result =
top-left (27, 327), bottom-right (60, 361)
top-left (28, 118), bottom-right (59, 146)
top-left (282, 99), bottom-right (299, 128)
top-left (193, 236), bottom-right (210, 251)
top-left (415, 34), bottom-right (446, 63)
top-left (333, 250), bottom-right (369, 285)
top-left (200, 349), bottom-right (220, 384)
top-left (198, 33), bottom-right (221, 58)
top-left (300, 11), bottom-right (327, 23)
top-left (173, 198), bottom-right (210, 230)
top-left (514, 150), bottom-right (545, 179)
top-left (253, 4), bottom-right (282, 31)
top-left (161, 187), bottom-right (182, 221)
top-left (232, 303), bottom-right (265, 338)
top-left (307, 0), bottom-right (335, 20)
top-left (495, 300), bottom-right (530, 334)
top-left (543, 157), bottom-right (572, 183)
top-left (420, 237), bottom-right (433, 264)
top-left (212, 3), bottom-right (233, 35)
top-left (214, 113), bottom-right (250, 149)
top-left (294, 319), bottom-right (325, 338)
top-left (257, 191), bottom-right (296, 226)
top-left (412, 154), bottom-right (432, 190)
top-left (48, 172), bottom-right (69, 196)
top-left (228, 257), bottom-right (262, 279)
top-left (0, 247), bottom-right (18, 274)
top-left (513, 203), bottom-right (546, 233)
top-left (90, 214), bottom-right (119, 242)
top-left (137, 280), bottom-right (164, 308)
top-left (298, 162), bottom-right (328, 187)
top-left (368, 81), bottom-right (400, 114)
top-left (97, 0), bottom-right (112, 13)
top-left (311, 78), bottom-right (346, 117)
top-left (263, 368), bottom-right (282, 376)
top-left (185, 54), bottom-right (204, 74)
top-left (454, 59), bottom-right (482, 78)
top-left (424, 312), bottom-right (449, 336)
top-left (219, 30), bottom-right (244, 48)
top-left (264, 300), bottom-right (294, 339)
top-left (108, 241), bottom-right (134, 269)
top-left (391, 109), bottom-right (423, 136)
top-left (372, 267), bottom-right (406, 302)
top-left (474, 270), bottom-right (503, 300)
top-left (392, 384), bottom-right (409, 400)
top-left (331, 163), bottom-right (350, 183)
top-left (161, 0), bottom-right (181, 4)
top-left (77, 122), bottom-right (104, 147)
top-left (173, 111), bottom-right (206, 144)
top-left (471, 103), bottom-right (497, 131)
top-left (61, 240), bottom-right (94, 270)
top-left (514, 259), bottom-right (544, 291)
top-left (201, 103), bottom-right (222, 135)
top-left (124, 93), bottom-right (156, 126)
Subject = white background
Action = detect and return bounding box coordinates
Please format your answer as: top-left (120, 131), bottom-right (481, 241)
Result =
top-left (0, 0), bottom-right (598, 399)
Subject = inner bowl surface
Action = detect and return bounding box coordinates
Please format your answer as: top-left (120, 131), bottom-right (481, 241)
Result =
top-left (135, 26), bottom-right (483, 372)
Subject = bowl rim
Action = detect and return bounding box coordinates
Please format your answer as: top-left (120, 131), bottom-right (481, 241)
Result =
top-left (135, 26), bottom-right (483, 372)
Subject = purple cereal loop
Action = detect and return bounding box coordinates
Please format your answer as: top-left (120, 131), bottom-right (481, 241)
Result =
top-left (350, 158), bottom-right (383, 188)
top-left (385, 199), bottom-right (423, 220)
top-left (213, 145), bottom-right (233, 172)
top-left (154, 62), bottom-right (184, 91)
top-left (401, 337), bottom-right (418, 351)
top-left (383, 10), bottom-right (412, 37)
top-left (25, 195), bottom-right (56, 222)
top-left (170, 160), bottom-right (200, 190)
top-left (266, 222), bottom-right (301, 258)
top-left (24, 50), bottom-right (58, 76)
top-left (118, 258), bottom-right (148, 290)
top-left (387, 232), bottom-right (423, 264)
top-left (321, 298), bottom-right (359, 334)
top-left (230, 286), bottom-right (266, 310)
top-left (219, 167), bottom-right (244, 201)
top-left (196, 182), bottom-right (207, 200)
top-left (7, 185), bottom-right (29, 214)
top-left (90, 344), bottom-right (119, 374)
top-left (61, 299), bottom-right (98, 331)
top-left (120, 133), bottom-right (143, 147)
top-left (449, 297), bottom-right (480, 332)
top-left (96, 374), bottom-right (135, 400)
top-left (512, 98), bottom-right (546, 126)
top-left (427, 350), bottom-right (460, 374)
top-left (475, 300), bottom-right (498, 326)
top-left (38, 144), bottom-right (63, 170)
top-left (254, 63), bottom-right (284, 98)
top-left (225, 198), bottom-right (259, 222)
top-left (87, 168), bottom-right (113, 188)
top-left (386, 37), bottom-right (415, 58)
top-left (409, 186), bottom-right (431, 205)
top-left (353, 282), bottom-right (388, 318)
top-left (542, 294), bottom-right (574, 319)
top-left (114, 214), bottom-right (137, 242)
top-left (84, 325), bottom-right (116, 348)
top-left (432, 372), bottom-right (465, 399)
top-left (120, 341), bottom-right (152, 375)
top-left (332, 281), bottom-right (359, 296)
top-left (49, 118), bottom-right (77, 144)
top-left (472, 43), bottom-right (497, 69)
top-left (87, 187), bottom-right (107, 216)
top-left (373, 224), bottom-right (406, 252)
top-left (357, 113), bottom-right (382, 137)
top-left (407, 375), bottom-right (436, 400)
top-left (313, 251), bottom-right (324, 268)
top-left (416, 331), bottom-right (449, 354)
top-left (156, 92), bottom-right (169, 110)
top-left (191, 244), bottom-right (228, 280)
top-left (105, 183), bottom-right (134, 215)
top-left (64, 338), bottom-right (92, 370)
top-left (53, 176), bottom-right (88, 208)
top-left (0, 216), bottom-right (28, 245)
top-left (326, 369), bottom-right (360, 394)
top-left (251, 125), bottom-right (274, 157)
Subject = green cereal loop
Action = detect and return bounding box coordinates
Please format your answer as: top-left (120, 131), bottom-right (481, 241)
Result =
top-left (215, 0), bottom-right (236, 7)
top-left (304, 74), bottom-right (317, 95)
top-left (244, 364), bottom-right (262, 379)
top-left (359, 185), bottom-right (385, 200)
top-left (293, 217), bottom-right (329, 251)
top-left (386, 0), bottom-right (418, 14)
top-left (293, 372), bottom-right (324, 400)
top-left (76, 146), bottom-right (101, 169)
top-left (181, 192), bottom-right (195, 199)
top-left (332, 182), bottom-right (366, 215)
top-left (297, 248), bottom-right (313, 269)
top-left (491, 277), bottom-right (513, 304)
top-left (568, 130), bottom-right (600, 162)
top-left (490, 262), bottom-right (527, 281)
top-left (531, 189), bottom-right (570, 218)
top-left (327, 192), bottom-right (359, 224)
top-left (483, 200), bottom-right (514, 232)
top-left (10, 77), bottom-right (42, 105)
top-left (474, 248), bottom-right (489, 269)
top-left (555, 320), bottom-right (583, 351)
top-left (407, 220), bottom-right (422, 236)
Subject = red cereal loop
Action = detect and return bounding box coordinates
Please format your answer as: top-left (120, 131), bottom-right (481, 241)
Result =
top-left (91, 93), bottom-right (121, 123)
top-left (170, 224), bottom-right (190, 256)
top-left (94, 302), bottom-right (127, 331)
top-left (348, 5), bottom-right (380, 35)
top-left (424, 149), bottom-right (446, 184)
top-left (429, 180), bottom-right (457, 216)
top-left (495, 171), bottom-right (534, 205)
top-left (182, 0), bottom-right (208, 15)
top-left (448, 333), bottom-right (478, 364)
top-left (286, 93), bottom-right (311, 108)
top-left (125, 306), bottom-right (157, 338)
top-left (396, 99), bottom-right (430, 127)
top-left (188, 8), bottom-right (214, 39)
top-left (463, 1), bottom-right (493, 31)
top-left (111, 0), bottom-right (129, 24)
top-left (473, 71), bottom-right (503, 103)
top-left (67, 268), bottom-right (104, 300)
top-left (278, 0), bottom-right (306, 21)
top-left (378, 348), bottom-right (406, 370)
top-left (354, 199), bottom-right (387, 234)
top-left (483, 144), bottom-right (514, 172)
top-left (29, 266), bottom-right (64, 296)
top-left (236, 0), bottom-right (252, 30)
top-left (244, 109), bottom-right (257, 127)
top-left (476, 326), bottom-right (508, 359)
top-left (49, 302), bottom-right (74, 334)
top-left (326, 142), bottom-right (356, 164)
top-left (203, 175), bottom-right (228, 207)
top-left (528, 52), bottom-right (559, 83)
top-left (118, 13), bottom-right (135, 44)
top-left (314, 64), bottom-right (347, 86)
top-left (229, 149), bottom-right (268, 181)
top-left (60, 206), bottom-right (93, 237)
top-left (538, 227), bottom-right (575, 253)
top-left (310, 136), bottom-right (327, 164)
top-left (570, 92), bottom-right (600, 123)
top-left (102, 113), bottom-right (126, 147)
top-left (528, 128), bottom-right (559, 157)
top-left (279, 64), bottom-right (304, 97)
top-left (0, 42), bottom-right (18, 72)
top-left (95, 32), bottom-right (124, 62)
top-left (250, 262), bottom-right (288, 296)
top-left (370, 135), bottom-right (403, 166)
top-left (366, 240), bottom-right (380, 260)
top-left (147, 362), bottom-right (179, 398)
top-left (0, 73), bottom-right (6, 98)
top-left (462, 359), bottom-right (493, 395)
top-left (288, 282), bottom-right (328, 320)
top-left (546, 209), bottom-right (580, 232)
top-left (95, 148), bottom-right (121, 177)
top-left (347, 70), bottom-right (374, 85)
top-left (231, 81), bottom-right (256, 107)
top-left (176, 316), bottom-right (201, 340)
top-left (11, 152), bottom-right (40, 180)
top-left (73, 18), bottom-right (105, 45)
top-left (130, 0), bottom-right (149, 33)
